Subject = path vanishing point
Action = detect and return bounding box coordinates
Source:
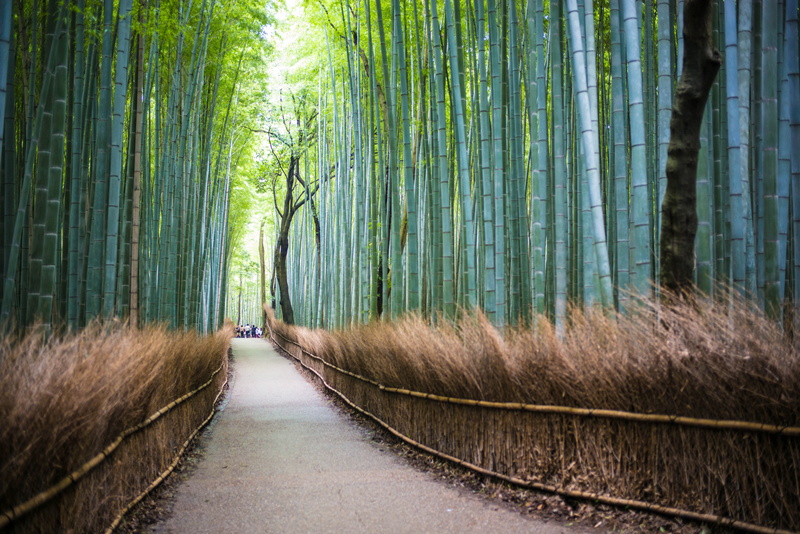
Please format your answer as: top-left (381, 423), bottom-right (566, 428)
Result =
top-left (150, 338), bottom-right (592, 533)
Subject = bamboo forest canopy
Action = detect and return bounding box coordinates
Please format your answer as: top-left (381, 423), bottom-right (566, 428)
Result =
top-left (263, 0), bottom-right (800, 331)
top-left (2, 0), bottom-right (799, 335)
top-left (0, 0), bottom-right (274, 333)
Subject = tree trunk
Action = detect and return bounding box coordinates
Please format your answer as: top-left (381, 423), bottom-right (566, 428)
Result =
top-left (274, 229), bottom-right (294, 324)
top-left (274, 155), bottom-right (298, 325)
top-left (259, 219), bottom-right (267, 327)
top-left (659, 0), bottom-right (721, 296)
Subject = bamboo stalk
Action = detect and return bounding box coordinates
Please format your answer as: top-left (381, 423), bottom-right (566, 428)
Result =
top-left (0, 12), bottom-right (66, 328)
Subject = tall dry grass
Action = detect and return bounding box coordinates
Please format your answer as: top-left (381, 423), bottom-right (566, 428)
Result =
top-left (0, 321), bottom-right (232, 533)
top-left (273, 299), bottom-right (800, 425)
top-left (267, 297), bottom-right (800, 530)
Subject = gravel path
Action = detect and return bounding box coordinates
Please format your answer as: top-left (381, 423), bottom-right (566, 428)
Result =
top-left (150, 338), bottom-right (591, 533)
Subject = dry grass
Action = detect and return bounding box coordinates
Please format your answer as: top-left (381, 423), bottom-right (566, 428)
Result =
top-left (0, 320), bottom-right (232, 533)
top-left (272, 299), bottom-right (800, 425)
top-left (266, 297), bottom-right (800, 531)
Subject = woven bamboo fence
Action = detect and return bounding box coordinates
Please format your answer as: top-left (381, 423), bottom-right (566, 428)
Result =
top-left (268, 320), bottom-right (800, 534)
top-left (0, 357), bottom-right (228, 534)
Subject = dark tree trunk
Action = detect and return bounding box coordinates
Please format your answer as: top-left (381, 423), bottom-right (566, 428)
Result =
top-left (267, 104), bottom-right (318, 326)
top-left (259, 219), bottom-right (267, 327)
top-left (274, 156), bottom-right (298, 325)
top-left (274, 229), bottom-right (294, 325)
top-left (659, 0), bottom-right (721, 296)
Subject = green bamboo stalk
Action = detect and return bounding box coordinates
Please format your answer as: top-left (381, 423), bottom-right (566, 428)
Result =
top-left (644, 0), bottom-right (657, 257)
top-left (374, 0), bottom-right (402, 319)
top-left (776, 1), bottom-right (793, 310)
top-left (753, 1), bottom-right (764, 305)
top-left (1, 8), bottom-right (14, 304)
top-left (622, 0), bottom-right (651, 296)
top-left (393, 0), bottom-right (418, 312)
top-left (551, 0), bottom-right (567, 334)
top-left (36, 9), bottom-right (70, 327)
top-left (424, 29), bottom-right (443, 316)
top-left (724, 0), bottom-right (745, 294)
top-left (712, 9), bottom-right (727, 292)
top-left (85, 0), bottom-right (116, 320)
top-left (567, 0), bottom-right (614, 307)
top-left (656, 0), bottom-right (673, 280)
top-left (141, 25), bottom-right (159, 324)
top-left (787, 0), bottom-right (800, 313)
top-left (738, 0), bottom-right (757, 295)
top-left (360, 0), bottom-right (382, 321)
top-left (696, 109), bottom-right (713, 294)
top-left (410, 0), bottom-right (427, 319)
top-left (27, 11), bottom-right (57, 324)
top-left (77, 41), bottom-right (99, 325)
top-left (430, 0), bottom-right (455, 318)
top-left (488, 0), bottom-right (506, 326)
top-left (507, 0), bottom-right (529, 320)
top-left (102, 0), bottom-right (134, 317)
top-left (609, 0), bottom-right (630, 310)
top-left (474, 0), bottom-right (496, 321)
top-left (527, 0), bottom-right (548, 316)
top-left (67, 0), bottom-right (88, 328)
top-left (762, 0), bottom-right (780, 317)
top-left (443, 0), bottom-right (477, 310)
top-left (0, 0), bottom-right (11, 158)
top-left (0, 10), bottom-right (66, 328)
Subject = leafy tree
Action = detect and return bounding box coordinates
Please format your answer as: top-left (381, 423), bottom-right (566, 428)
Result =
top-left (266, 94), bottom-right (320, 325)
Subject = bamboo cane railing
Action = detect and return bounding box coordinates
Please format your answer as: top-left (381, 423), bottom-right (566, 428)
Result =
top-left (0, 362), bottom-right (227, 532)
top-left (102, 370), bottom-right (230, 534)
top-left (268, 324), bottom-right (799, 534)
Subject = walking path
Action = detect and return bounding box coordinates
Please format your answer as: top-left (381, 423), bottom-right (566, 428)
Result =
top-left (151, 339), bottom-right (588, 533)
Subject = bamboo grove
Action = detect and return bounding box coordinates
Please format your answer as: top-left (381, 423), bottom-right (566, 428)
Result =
top-left (271, 0), bottom-right (800, 330)
top-left (0, 0), bottom-right (270, 333)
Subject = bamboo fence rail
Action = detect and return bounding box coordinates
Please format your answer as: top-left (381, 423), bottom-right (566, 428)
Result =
top-left (268, 325), bottom-right (800, 534)
top-left (103, 372), bottom-right (230, 533)
top-left (0, 362), bottom-right (227, 532)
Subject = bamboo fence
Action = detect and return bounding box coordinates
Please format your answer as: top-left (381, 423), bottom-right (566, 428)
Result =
top-left (268, 322), bottom-right (800, 534)
top-left (0, 359), bottom-right (228, 534)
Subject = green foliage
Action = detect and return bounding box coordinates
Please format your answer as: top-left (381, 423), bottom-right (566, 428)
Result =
top-left (270, 0), bottom-right (800, 330)
top-left (0, 0), bottom-right (274, 333)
